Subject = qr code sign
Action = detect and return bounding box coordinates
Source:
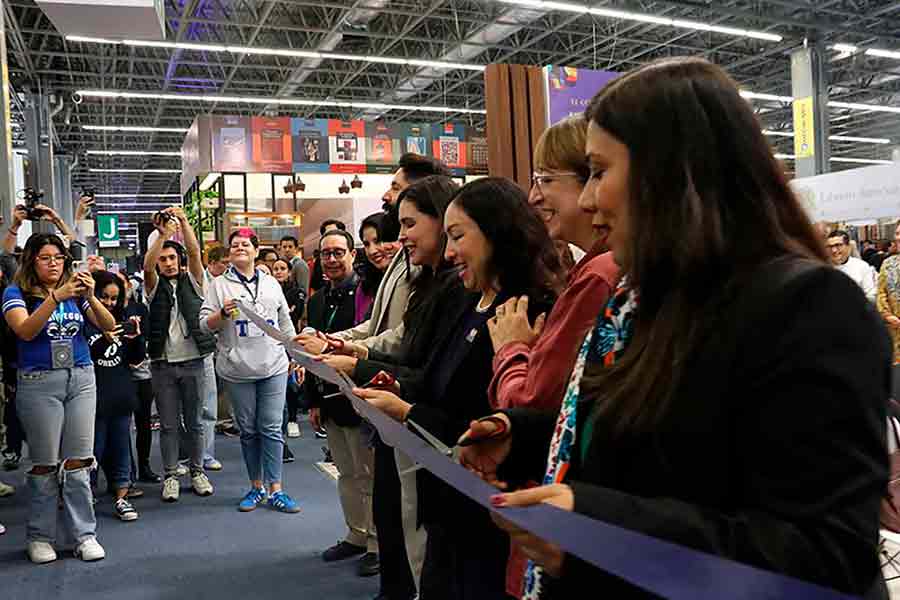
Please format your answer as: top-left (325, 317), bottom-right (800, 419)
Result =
top-left (439, 136), bottom-right (459, 165)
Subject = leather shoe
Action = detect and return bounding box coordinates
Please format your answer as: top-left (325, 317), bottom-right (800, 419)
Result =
top-left (322, 540), bottom-right (366, 562)
top-left (357, 552), bottom-right (379, 577)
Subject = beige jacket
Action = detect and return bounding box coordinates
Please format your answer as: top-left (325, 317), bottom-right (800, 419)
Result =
top-left (335, 251), bottom-right (419, 355)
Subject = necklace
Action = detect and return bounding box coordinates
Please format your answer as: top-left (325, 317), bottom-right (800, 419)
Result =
top-left (475, 294), bottom-right (494, 313)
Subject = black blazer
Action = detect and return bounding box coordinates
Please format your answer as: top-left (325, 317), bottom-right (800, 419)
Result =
top-left (505, 259), bottom-right (891, 598)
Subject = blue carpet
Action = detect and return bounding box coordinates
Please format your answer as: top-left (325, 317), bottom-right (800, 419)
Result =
top-left (0, 423), bottom-right (378, 600)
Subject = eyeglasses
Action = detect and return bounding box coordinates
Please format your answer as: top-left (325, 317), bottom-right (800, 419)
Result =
top-left (320, 248), bottom-right (348, 260)
top-left (531, 172), bottom-right (584, 189)
top-left (36, 254), bottom-right (66, 264)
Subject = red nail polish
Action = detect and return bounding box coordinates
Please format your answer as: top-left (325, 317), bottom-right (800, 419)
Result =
top-left (491, 495), bottom-right (506, 507)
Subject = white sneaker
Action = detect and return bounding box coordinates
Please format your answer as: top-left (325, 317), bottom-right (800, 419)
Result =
top-left (114, 497), bottom-right (139, 522)
top-left (175, 463), bottom-right (189, 477)
top-left (162, 477), bottom-right (180, 502)
top-left (74, 537), bottom-right (105, 562)
top-left (191, 471), bottom-right (214, 497)
top-left (26, 541), bottom-right (57, 564)
top-left (287, 422), bottom-right (301, 438)
top-left (0, 481), bottom-right (14, 497)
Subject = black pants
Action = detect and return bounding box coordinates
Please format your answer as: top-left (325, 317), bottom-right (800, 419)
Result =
top-left (2, 376), bottom-right (25, 455)
top-left (374, 437), bottom-right (416, 599)
top-left (286, 383), bottom-right (302, 424)
top-left (133, 379), bottom-right (154, 466)
top-left (420, 514), bottom-right (511, 600)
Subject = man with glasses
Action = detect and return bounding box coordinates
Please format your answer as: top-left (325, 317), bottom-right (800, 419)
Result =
top-left (827, 230), bottom-right (876, 302)
top-left (304, 229), bottom-right (380, 573)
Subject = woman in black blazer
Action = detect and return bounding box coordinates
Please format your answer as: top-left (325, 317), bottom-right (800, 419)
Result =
top-left (356, 177), bottom-right (562, 600)
top-left (459, 58), bottom-right (891, 599)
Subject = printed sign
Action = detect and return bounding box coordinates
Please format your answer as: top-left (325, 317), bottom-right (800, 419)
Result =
top-left (365, 121), bottom-right (401, 174)
top-left (545, 66), bottom-right (619, 124)
top-left (211, 116), bottom-right (252, 172)
top-left (398, 122), bottom-right (432, 157)
top-left (328, 120), bottom-right (367, 174)
top-left (251, 116), bottom-right (293, 172)
top-left (467, 130), bottom-right (488, 176)
top-left (97, 214), bottom-right (120, 248)
top-left (291, 118), bottom-right (330, 173)
top-left (432, 122), bottom-right (467, 176)
top-left (793, 97), bottom-right (815, 159)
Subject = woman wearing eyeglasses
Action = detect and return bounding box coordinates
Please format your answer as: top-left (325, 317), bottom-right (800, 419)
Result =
top-left (2, 233), bottom-right (116, 564)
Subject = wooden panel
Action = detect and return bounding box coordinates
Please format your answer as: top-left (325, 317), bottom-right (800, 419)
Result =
top-left (485, 64), bottom-right (514, 180)
top-left (510, 64), bottom-right (532, 191)
top-left (527, 66), bottom-right (548, 157)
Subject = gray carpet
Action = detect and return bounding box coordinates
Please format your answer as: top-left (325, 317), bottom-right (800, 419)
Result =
top-left (0, 423), bottom-right (379, 600)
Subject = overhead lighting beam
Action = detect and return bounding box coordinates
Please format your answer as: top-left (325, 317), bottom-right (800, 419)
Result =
top-left (87, 150), bottom-right (182, 156)
top-left (774, 153), bottom-right (892, 165)
top-left (76, 89), bottom-right (486, 115)
top-left (495, 0), bottom-right (782, 41)
top-left (82, 125), bottom-right (190, 133)
top-left (89, 168), bottom-right (181, 173)
top-left (65, 35), bottom-right (486, 72)
top-left (95, 193), bottom-right (182, 198)
top-left (742, 92), bottom-right (900, 115)
top-left (761, 130), bottom-right (891, 144)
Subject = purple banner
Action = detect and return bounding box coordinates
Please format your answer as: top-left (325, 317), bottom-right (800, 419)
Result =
top-left (546, 66), bottom-right (619, 124)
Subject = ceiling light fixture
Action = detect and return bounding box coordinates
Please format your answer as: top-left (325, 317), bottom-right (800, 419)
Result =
top-left (740, 90), bottom-right (793, 103)
top-left (773, 153), bottom-right (892, 165)
top-left (828, 101), bottom-right (900, 115)
top-left (65, 35), bottom-right (485, 72)
top-left (495, 0), bottom-right (782, 41)
top-left (89, 168), bottom-right (181, 173)
top-left (86, 150), bottom-right (182, 156)
top-left (76, 89), bottom-right (486, 115)
top-left (865, 48), bottom-right (900, 60)
top-left (94, 193), bottom-right (183, 198)
top-left (761, 130), bottom-right (890, 144)
top-left (82, 125), bottom-right (190, 133)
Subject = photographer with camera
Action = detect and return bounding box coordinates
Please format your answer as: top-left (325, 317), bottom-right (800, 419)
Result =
top-left (3, 194), bottom-right (82, 256)
top-left (143, 207), bottom-right (216, 503)
top-left (2, 232), bottom-right (116, 564)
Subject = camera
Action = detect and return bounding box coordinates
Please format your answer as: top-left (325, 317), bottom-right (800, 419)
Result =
top-left (20, 187), bottom-right (46, 221)
top-left (81, 188), bottom-right (95, 219)
top-left (153, 210), bottom-right (174, 226)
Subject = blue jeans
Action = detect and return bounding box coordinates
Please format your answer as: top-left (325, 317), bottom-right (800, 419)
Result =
top-left (94, 414), bottom-right (132, 491)
top-left (202, 355), bottom-right (217, 462)
top-left (16, 366), bottom-right (97, 544)
top-left (227, 373), bottom-right (287, 486)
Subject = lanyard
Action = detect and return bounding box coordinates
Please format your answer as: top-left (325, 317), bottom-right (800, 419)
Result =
top-left (236, 270), bottom-right (260, 306)
top-left (324, 305), bottom-right (339, 332)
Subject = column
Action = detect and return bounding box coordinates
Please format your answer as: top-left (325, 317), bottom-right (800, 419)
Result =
top-left (0, 8), bottom-right (15, 222)
top-left (790, 39), bottom-right (830, 178)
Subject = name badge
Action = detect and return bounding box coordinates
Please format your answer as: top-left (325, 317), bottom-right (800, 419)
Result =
top-left (50, 339), bottom-right (75, 369)
top-left (466, 328), bottom-right (478, 343)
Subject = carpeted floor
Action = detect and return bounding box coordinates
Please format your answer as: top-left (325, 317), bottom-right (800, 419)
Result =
top-left (0, 423), bottom-right (379, 600)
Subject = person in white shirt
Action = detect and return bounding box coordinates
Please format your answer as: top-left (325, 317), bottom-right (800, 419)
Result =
top-left (827, 230), bottom-right (877, 302)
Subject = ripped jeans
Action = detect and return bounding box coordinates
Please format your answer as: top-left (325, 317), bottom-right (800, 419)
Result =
top-left (17, 366), bottom-right (97, 545)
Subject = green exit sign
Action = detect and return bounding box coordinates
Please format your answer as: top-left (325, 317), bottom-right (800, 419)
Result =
top-left (97, 214), bottom-right (120, 248)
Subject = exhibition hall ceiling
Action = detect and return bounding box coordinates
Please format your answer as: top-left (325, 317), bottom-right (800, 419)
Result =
top-left (5, 0), bottom-right (900, 194)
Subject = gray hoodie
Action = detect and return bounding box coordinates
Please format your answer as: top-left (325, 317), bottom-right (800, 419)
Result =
top-left (199, 266), bottom-right (296, 382)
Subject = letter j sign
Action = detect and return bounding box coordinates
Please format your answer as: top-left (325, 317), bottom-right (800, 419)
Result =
top-left (97, 214), bottom-right (120, 248)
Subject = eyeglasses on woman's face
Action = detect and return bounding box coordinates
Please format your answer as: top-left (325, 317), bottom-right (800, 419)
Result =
top-left (530, 172), bottom-right (583, 190)
top-left (36, 254), bottom-right (66, 265)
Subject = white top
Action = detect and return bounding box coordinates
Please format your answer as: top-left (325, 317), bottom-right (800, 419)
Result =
top-left (835, 256), bottom-right (877, 303)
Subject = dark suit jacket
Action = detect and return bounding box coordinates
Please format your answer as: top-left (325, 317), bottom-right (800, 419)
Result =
top-left (505, 259), bottom-right (891, 598)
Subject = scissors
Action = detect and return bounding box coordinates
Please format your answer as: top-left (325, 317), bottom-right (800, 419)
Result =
top-left (407, 419), bottom-right (460, 461)
top-left (400, 415), bottom-right (510, 475)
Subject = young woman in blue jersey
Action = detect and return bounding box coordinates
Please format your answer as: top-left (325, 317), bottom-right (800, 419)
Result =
top-left (2, 233), bottom-right (115, 564)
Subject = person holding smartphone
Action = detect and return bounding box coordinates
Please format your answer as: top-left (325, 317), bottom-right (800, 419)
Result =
top-left (2, 233), bottom-right (116, 564)
top-left (85, 270), bottom-right (145, 522)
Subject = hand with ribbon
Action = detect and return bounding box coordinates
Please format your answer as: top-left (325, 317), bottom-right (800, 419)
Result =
top-left (293, 332), bottom-right (327, 355)
top-left (353, 387), bottom-right (411, 422)
top-left (489, 484), bottom-right (574, 578)
top-left (487, 296), bottom-right (546, 353)
top-left (316, 353), bottom-right (358, 375)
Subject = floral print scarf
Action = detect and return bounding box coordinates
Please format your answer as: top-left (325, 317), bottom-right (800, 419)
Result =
top-left (522, 280), bottom-right (638, 600)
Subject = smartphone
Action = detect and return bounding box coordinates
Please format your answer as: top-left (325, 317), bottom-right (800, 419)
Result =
top-left (120, 320), bottom-right (138, 336)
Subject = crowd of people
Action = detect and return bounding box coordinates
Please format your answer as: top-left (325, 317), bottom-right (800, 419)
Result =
top-left (0, 56), bottom-right (895, 600)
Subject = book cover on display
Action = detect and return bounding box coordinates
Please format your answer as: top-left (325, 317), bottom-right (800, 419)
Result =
top-left (211, 116), bottom-right (251, 172)
top-left (292, 118), bottom-right (331, 173)
top-left (398, 123), bottom-right (433, 158)
top-left (467, 130), bottom-right (488, 176)
top-left (365, 122), bottom-right (401, 174)
top-left (328, 120), bottom-right (367, 174)
top-left (251, 117), bottom-right (293, 172)
top-left (432, 122), bottom-right (467, 176)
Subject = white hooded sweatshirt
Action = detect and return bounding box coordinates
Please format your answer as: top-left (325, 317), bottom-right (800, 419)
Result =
top-left (200, 265), bottom-right (296, 382)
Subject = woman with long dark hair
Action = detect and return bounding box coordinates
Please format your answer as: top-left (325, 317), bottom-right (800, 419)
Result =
top-left (356, 212), bottom-right (396, 323)
top-left (355, 177), bottom-right (561, 600)
top-left (3, 233), bottom-right (115, 564)
top-left (86, 270), bottom-right (145, 522)
top-left (460, 57), bottom-right (890, 599)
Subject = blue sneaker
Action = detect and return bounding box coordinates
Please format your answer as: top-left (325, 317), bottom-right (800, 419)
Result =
top-left (268, 490), bottom-right (301, 514)
top-left (238, 487), bottom-right (267, 512)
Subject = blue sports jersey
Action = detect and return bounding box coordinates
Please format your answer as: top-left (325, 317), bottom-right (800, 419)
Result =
top-left (2, 285), bottom-right (92, 371)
